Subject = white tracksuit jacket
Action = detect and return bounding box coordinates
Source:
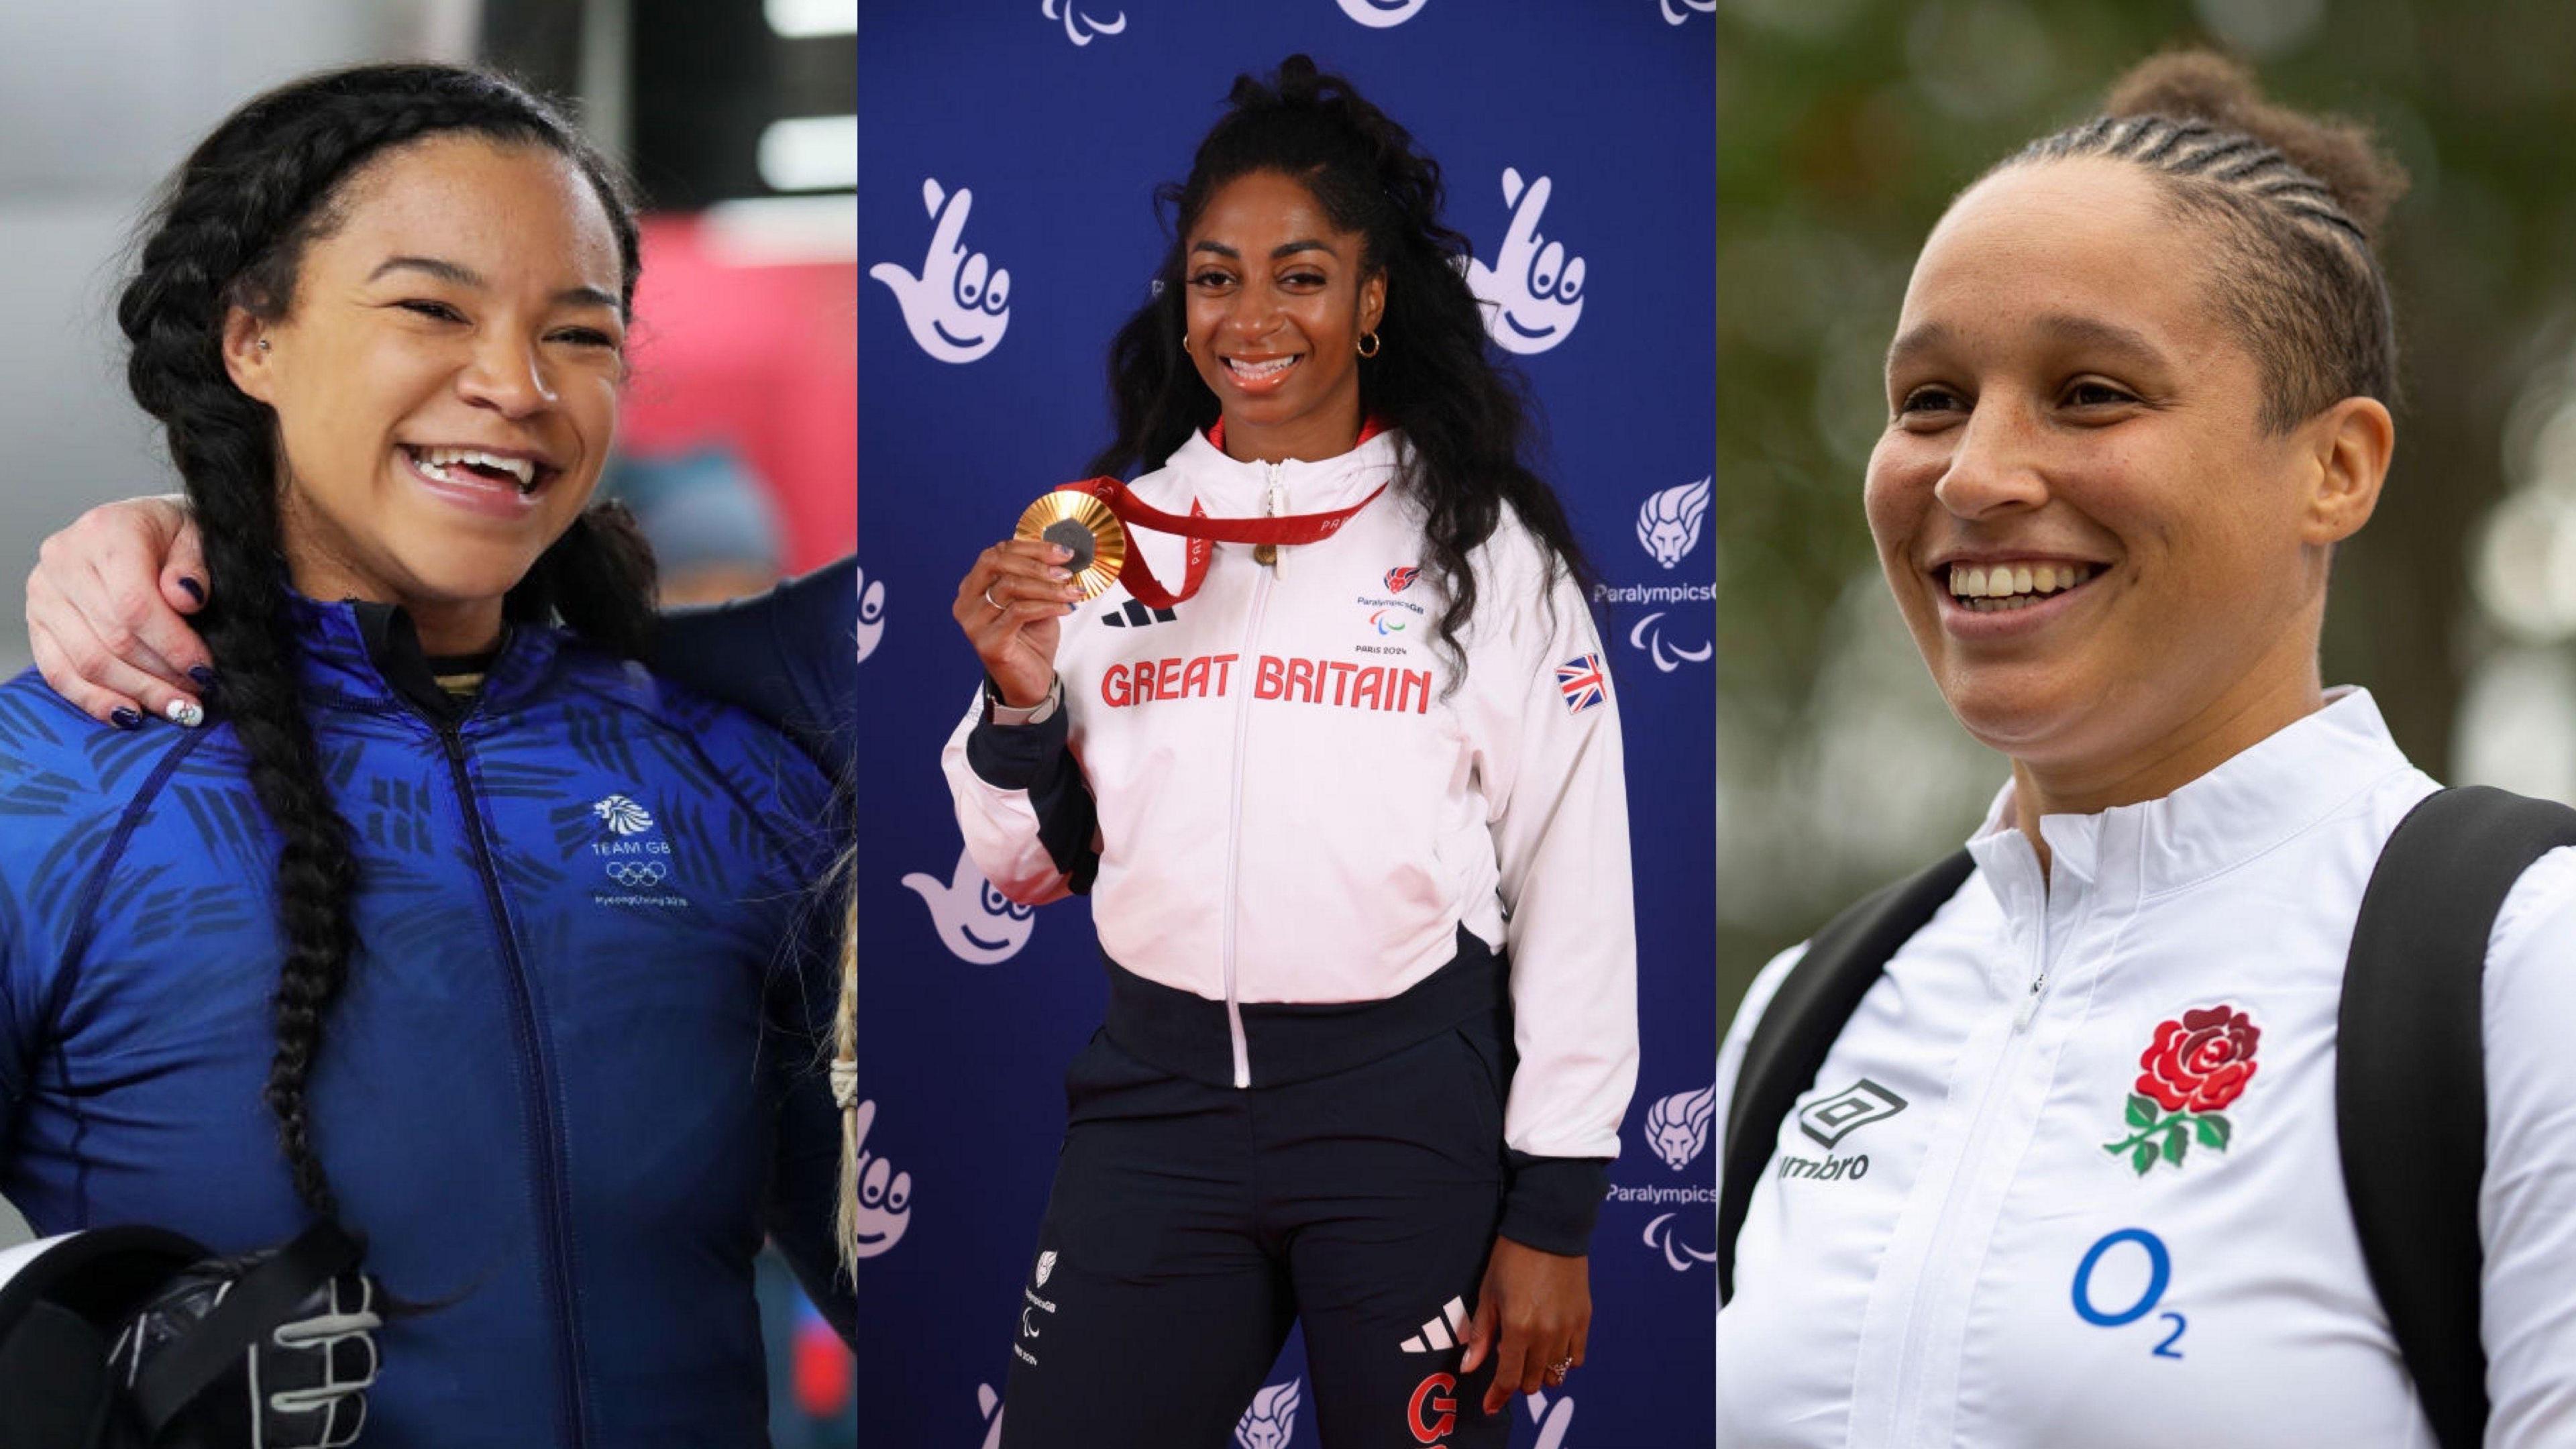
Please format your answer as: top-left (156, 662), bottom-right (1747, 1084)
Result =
top-left (1715, 690), bottom-right (2576, 1448)
top-left (941, 427), bottom-right (1638, 1243)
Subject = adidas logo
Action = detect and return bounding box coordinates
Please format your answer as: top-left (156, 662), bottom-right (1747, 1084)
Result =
top-left (1100, 600), bottom-right (1177, 629)
top-left (1397, 1297), bottom-right (1469, 1354)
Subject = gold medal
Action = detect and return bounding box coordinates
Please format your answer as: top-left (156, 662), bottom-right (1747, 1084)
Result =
top-left (1016, 491), bottom-right (1128, 601)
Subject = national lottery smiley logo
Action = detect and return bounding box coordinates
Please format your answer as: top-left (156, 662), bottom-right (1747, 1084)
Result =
top-left (855, 566), bottom-right (885, 665)
top-left (902, 844), bottom-right (1037, 963)
top-left (1466, 168), bottom-right (1586, 356)
top-left (869, 178), bottom-right (1012, 364)
top-left (1337, 0), bottom-right (1430, 25)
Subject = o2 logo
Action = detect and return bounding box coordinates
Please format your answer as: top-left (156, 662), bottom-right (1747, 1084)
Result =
top-left (1466, 168), bottom-right (1586, 356)
top-left (1661, 0), bottom-right (1715, 21)
top-left (1338, 0), bottom-right (1430, 24)
top-left (869, 178), bottom-right (1012, 364)
top-left (1041, 0), bottom-right (1126, 45)
top-left (900, 845), bottom-right (1037, 963)
top-left (855, 566), bottom-right (885, 665)
top-left (2071, 1227), bottom-right (2188, 1359)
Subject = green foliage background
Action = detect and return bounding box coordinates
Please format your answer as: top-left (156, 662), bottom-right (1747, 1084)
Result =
top-left (1715, 0), bottom-right (2576, 1012)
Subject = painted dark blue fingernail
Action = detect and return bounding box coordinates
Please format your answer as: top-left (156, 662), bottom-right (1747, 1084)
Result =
top-left (177, 577), bottom-right (205, 604)
top-left (188, 665), bottom-right (217, 690)
top-left (110, 706), bottom-right (144, 730)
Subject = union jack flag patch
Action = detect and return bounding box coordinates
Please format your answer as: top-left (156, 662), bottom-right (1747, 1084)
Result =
top-left (1555, 653), bottom-right (1607, 713)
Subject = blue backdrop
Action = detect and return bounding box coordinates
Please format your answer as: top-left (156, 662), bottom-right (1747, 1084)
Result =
top-left (853, 4), bottom-right (1715, 1444)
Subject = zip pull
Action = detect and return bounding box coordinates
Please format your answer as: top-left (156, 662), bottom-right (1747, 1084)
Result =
top-left (1254, 464), bottom-right (1282, 568)
top-left (2012, 972), bottom-right (2047, 1030)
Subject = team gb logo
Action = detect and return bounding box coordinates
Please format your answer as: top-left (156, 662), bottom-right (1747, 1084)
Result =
top-left (1646, 1082), bottom-right (1717, 1170)
top-left (1466, 168), bottom-right (1586, 356)
top-left (869, 178), bottom-right (1012, 364)
top-left (1637, 478), bottom-right (1711, 569)
top-left (592, 794), bottom-right (653, 836)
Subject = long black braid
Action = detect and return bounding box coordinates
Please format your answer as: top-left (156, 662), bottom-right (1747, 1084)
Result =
top-left (116, 64), bottom-right (653, 1221)
top-left (1089, 54), bottom-right (1594, 685)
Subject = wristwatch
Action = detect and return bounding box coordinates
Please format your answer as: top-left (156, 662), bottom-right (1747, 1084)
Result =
top-left (985, 675), bottom-right (1061, 727)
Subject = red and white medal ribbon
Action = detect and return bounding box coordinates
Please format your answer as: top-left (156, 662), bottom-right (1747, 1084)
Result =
top-left (1049, 476), bottom-right (1387, 608)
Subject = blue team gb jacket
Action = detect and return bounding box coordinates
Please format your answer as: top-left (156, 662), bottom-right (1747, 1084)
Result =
top-left (0, 592), bottom-right (849, 1448)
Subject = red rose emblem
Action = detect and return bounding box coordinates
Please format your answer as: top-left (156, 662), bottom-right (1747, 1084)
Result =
top-left (2135, 1005), bottom-right (2260, 1114)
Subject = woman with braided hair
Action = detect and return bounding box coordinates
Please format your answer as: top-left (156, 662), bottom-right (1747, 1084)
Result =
top-left (1714, 53), bottom-right (2576, 1448)
top-left (946, 55), bottom-right (1635, 1446)
top-left (0, 63), bottom-right (849, 1444)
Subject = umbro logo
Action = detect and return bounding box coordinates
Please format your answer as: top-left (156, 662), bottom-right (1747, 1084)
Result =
top-left (1799, 1079), bottom-right (1907, 1148)
top-left (1099, 599), bottom-right (1177, 629)
top-left (1397, 1296), bottom-right (1468, 1354)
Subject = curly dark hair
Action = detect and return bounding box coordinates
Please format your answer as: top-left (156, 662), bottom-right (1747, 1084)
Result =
top-left (115, 63), bottom-right (656, 1222)
top-left (1087, 54), bottom-right (1592, 682)
top-left (1992, 50), bottom-right (2408, 433)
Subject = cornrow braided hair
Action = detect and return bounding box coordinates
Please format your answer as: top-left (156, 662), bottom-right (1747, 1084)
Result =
top-left (1089, 54), bottom-right (1594, 690)
top-left (116, 63), bottom-right (651, 1223)
top-left (1990, 51), bottom-right (2409, 433)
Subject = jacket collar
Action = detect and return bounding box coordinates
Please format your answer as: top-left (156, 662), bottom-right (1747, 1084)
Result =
top-left (1965, 687), bottom-right (2416, 912)
top-left (1143, 424), bottom-right (1410, 518)
top-left (285, 592), bottom-right (564, 721)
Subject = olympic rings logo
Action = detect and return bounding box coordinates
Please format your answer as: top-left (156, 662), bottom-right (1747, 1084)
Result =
top-left (604, 861), bottom-right (669, 888)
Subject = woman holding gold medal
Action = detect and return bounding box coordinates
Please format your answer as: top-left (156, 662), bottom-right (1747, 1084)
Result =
top-left (945, 56), bottom-right (1637, 1448)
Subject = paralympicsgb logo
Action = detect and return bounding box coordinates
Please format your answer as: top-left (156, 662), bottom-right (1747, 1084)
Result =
top-left (1040, 0), bottom-right (1126, 44)
top-left (1638, 479), bottom-right (1711, 570)
top-left (1467, 168), bottom-right (1586, 356)
top-left (1646, 1082), bottom-right (1717, 1171)
top-left (592, 793), bottom-right (653, 835)
top-left (869, 178), bottom-right (1012, 364)
top-left (1234, 1379), bottom-right (1301, 1449)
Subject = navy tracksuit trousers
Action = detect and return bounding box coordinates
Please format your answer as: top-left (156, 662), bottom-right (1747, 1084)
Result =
top-left (1000, 936), bottom-right (1516, 1448)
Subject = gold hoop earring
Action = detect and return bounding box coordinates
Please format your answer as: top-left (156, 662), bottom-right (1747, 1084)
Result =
top-left (1356, 331), bottom-right (1381, 359)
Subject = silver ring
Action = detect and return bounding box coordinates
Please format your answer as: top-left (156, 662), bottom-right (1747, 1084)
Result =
top-left (1546, 1357), bottom-right (1572, 1383)
top-left (982, 584), bottom-right (1006, 611)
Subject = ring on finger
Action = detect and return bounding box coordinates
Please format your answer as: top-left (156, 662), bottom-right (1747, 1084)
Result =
top-left (1545, 1356), bottom-right (1573, 1384)
top-left (982, 584), bottom-right (1006, 611)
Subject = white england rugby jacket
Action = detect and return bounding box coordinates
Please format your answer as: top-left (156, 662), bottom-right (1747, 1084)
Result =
top-left (1715, 690), bottom-right (2576, 1447)
top-left (942, 427), bottom-right (1638, 1247)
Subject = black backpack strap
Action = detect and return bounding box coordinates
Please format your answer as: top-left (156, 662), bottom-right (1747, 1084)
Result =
top-left (2341, 785), bottom-right (2576, 1449)
top-left (1719, 849), bottom-right (1976, 1304)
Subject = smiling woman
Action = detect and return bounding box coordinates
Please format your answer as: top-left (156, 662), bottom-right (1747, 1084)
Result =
top-left (939, 55), bottom-right (1637, 1448)
top-left (0, 62), bottom-right (851, 1445)
top-left (1716, 52), bottom-right (2576, 1449)
top-left (229, 135), bottom-right (632, 656)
